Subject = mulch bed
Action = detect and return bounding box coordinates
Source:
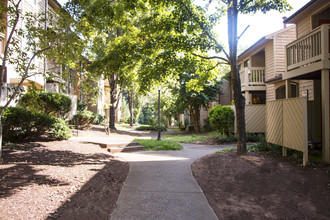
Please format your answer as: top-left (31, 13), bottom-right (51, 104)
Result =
top-left (192, 151), bottom-right (330, 220)
top-left (0, 139), bottom-right (129, 220)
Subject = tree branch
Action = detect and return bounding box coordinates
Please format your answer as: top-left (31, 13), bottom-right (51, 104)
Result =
top-left (191, 52), bottom-right (229, 64)
top-left (207, 61), bottom-right (227, 72)
top-left (180, 0), bottom-right (230, 60)
top-left (2, 0), bottom-right (23, 69)
top-left (0, 43), bottom-right (56, 116)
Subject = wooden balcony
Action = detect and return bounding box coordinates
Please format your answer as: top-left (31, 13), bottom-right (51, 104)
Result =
top-left (240, 67), bottom-right (266, 91)
top-left (284, 24), bottom-right (330, 79)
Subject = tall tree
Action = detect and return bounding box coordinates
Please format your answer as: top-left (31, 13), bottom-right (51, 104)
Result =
top-left (179, 0), bottom-right (291, 154)
top-left (171, 54), bottom-right (222, 133)
top-left (65, 0), bottom-right (143, 130)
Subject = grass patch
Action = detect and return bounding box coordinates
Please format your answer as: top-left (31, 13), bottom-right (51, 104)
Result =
top-left (163, 132), bottom-right (265, 144)
top-left (216, 143), bottom-right (268, 153)
top-left (163, 131), bottom-right (219, 143)
top-left (216, 147), bottom-right (237, 153)
top-left (134, 139), bottom-right (183, 151)
top-left (135, 125), bottom-right (167, 131)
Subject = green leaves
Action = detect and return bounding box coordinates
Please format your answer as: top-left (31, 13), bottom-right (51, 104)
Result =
top-left (238, 0), bottom-right (292, 14)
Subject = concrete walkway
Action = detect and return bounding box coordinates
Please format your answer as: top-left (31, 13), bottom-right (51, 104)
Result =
top-left (111, 143), bottom-right (231, 220)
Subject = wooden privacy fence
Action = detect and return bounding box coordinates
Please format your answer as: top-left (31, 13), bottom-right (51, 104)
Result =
top-left (266, 97), bottom-right (308, 165)
top-left (228, 104), bottom-right (266, 133)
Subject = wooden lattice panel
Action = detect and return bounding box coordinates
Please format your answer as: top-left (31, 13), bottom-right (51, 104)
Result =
top-left (245, 105), bottom-right (266, 133)
top-left (266, 101), bottom-right (283, 146)
top-left (283, 98), bottom-right (307, 152)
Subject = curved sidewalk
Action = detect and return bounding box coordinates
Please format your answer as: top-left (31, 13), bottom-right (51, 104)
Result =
top-left (111, 143), bottom-right (231, 220)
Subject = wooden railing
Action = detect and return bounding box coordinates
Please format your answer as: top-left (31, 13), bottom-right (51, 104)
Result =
top-left (287, 24), bottom-right (330, 71)
top-left (240, 67), bottom-right (265, 90)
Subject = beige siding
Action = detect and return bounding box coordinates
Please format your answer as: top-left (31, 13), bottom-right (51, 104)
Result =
top-left (199, 106), bottom-right (210, 128)
top-left (274, 26), bottom-right (296, 76)
top-left (299, 80), bottom-right (314, 100)
top-left (252, 52), bottom-right (265, 67)
top-left (295, 3), bottom-right (330, 38)
top-left (265, 41), bottom-right (274, 81)
top-left (296, 16), bottom-right (311, 38)
top-left (266, 84), bottom-right (275, 101)
top-left (220, 80), bottom-right (232, 106)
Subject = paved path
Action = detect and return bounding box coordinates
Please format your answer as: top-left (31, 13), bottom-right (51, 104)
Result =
top-left (111, 143), bottom-right (232, 220)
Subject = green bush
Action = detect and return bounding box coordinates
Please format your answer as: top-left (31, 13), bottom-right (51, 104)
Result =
top-left (93, 114), bottom-right (106, 125)
top-left (18, 90), bottom-right (71, 118)
top-left (246, 133), bottom-right (265, 142)
top-left (216, 134), bottom-right (237, 143)
top-left (73, 110), bottom-right (95, 128)
top-left (77, 100), bottom-right (87, 111)
top-left (1, 107), bottom-right (71, 141)
top-left (135, 125), bottom-right (167, 131)
top-left (50, 118), bottom-right (71, 140)
top-left (209, 105), bottom-right (235, 136)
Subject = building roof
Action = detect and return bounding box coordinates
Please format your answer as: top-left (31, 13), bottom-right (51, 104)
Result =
top-left (238, 25), bottom-right (295, 62)
top-left (284, 0), bottom-right (328, 24)
top-left (238, 36), bottom-right (267, 60)
top-left (49, 0), bottom-right (62, 9)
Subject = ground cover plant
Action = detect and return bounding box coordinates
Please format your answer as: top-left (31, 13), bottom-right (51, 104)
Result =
top-left (163, 131), bottom-right (219, 143)
top-left (133, 139), bottom-right (183, 151)
top-left (163, 131), bottom-right (265, 145)
top-left (135, 125), bottom-right (167, 131)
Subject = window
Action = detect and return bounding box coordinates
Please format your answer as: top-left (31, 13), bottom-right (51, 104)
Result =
top-left (276, 85), bottom-right (286, 100)
top-left (244, 60), bottom-right (249, 68)
top-left (275, 82), bottom-right (299, 100)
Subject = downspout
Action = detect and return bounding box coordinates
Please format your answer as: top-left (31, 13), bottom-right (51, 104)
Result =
top-left (43, 0), bottom-right (48, 91)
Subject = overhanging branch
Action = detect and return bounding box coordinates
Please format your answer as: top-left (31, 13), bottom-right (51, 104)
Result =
top-left (180, 0), bottom-right (230, 60)
top-left (191, 52), bottom-right (229, 64)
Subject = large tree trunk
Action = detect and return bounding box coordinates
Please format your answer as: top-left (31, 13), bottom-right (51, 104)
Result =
top-left (191, 107), bottom-right (200, 133)
top-left (109, 73), bottom-right (117, 130)
top-left (128, 89), bottom-right (134, 127)
top-left (228, 0), bottom-right (246, 154)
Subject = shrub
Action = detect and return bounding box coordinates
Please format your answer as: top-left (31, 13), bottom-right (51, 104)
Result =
top-left (209, 105), bottom-right (235, 136)
top-left (1, 107), bottom-right (71, 141)
top-left (216, 134), bottom-right (237, 143)
top-left (93, 114), bottom-right (106, 125)
top-left (73, 110), bottom-right (95, 128)
top-left (50, 118), bottom-right (71, 140)
top-left (77, 100), bottom-right (87, 111)
top-left (19, 90), bottom-right (71, 118)
top-left (135, 125), bottom-right (167, 131)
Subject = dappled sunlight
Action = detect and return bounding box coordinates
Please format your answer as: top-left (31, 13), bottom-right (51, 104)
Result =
top-left (115, 152), bottom-right (189, 162)
top-left (240, 155), bottom-right (265, 167)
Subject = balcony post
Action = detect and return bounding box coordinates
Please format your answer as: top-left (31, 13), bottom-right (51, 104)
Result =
top-left (245, 68), bottom-right (249, 90)
top-left (285, 80), bottom-right (292, 99)
top-left (322, 69), bottom-right (330, 162)
top-left (245, 91), bottom-right (251, 105)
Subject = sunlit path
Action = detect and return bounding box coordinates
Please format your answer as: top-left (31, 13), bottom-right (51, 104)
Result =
top-left (110, 143), bottom-right (234, 220)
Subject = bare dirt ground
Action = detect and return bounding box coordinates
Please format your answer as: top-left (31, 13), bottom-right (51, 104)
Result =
top-left (0, 130), bottom-right (129, 220)
top-left (192, 151), bottom-right (330, 220)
